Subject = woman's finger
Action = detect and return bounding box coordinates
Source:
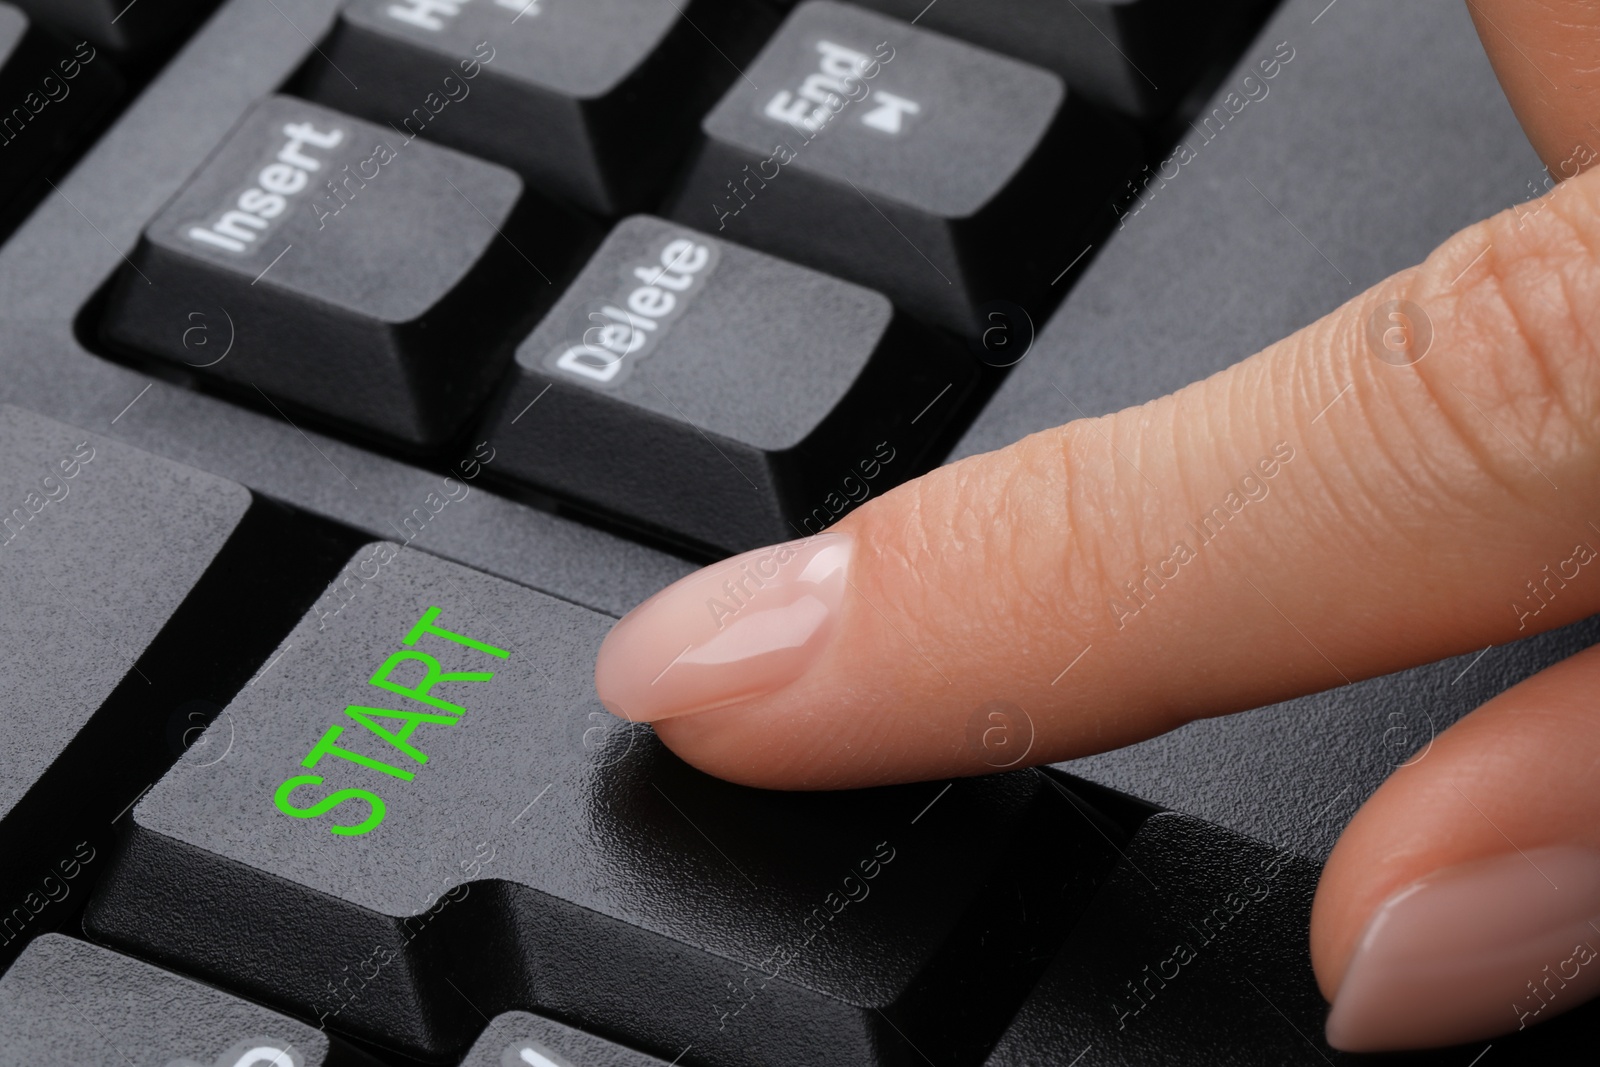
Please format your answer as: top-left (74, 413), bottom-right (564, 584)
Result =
top-left (1467, 0), bottom-right (1600, 173)
top-left (596, 160), bottom-right (1600, 789)
top-left (1312, 642), bottom-right (1600, 1050)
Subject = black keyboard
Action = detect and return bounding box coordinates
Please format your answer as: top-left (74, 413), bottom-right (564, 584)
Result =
top-left (0, 0), bottom-right (1595, 1063)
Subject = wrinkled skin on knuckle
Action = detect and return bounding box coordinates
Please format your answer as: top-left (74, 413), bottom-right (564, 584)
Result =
top-left (1291, 290), bottom-right (1498, 556)
top-left (1410, 184), bottom-right (1600, 502)
top-left (1284, 194), bottom-right (1600, 555)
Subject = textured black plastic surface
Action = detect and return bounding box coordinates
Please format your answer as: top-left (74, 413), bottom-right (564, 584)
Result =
top-left (669, 0), bottom-right (1133, 335)
top-left (303, 0), bottom-right (774, 215)
top-left (0, 8), bottom-right (119, 224)
top-left (0, 934), bottom-right (381, 1067)
top-left (7, 0), bottom-right (212, 53)
top-left (0, 404), bottom-right (245, 819)
top-left (841, 0), bottom-right (1271, 117)
top-left (984, 812), bottom-right (1330, 1065)
top-left (0, 404), bottom-right (367, 965)
top-left (983, 812), bottom-right (1600, 1065)
top-left (485, 214), bottom-right (978, 551)
top-left (86, 542), bottom-right (1121, 1065)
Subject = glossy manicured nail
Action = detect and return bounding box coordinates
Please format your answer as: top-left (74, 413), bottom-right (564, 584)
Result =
top-left (595, 533), bottom-right (852, 722)
top-left (1326, 847), bottom-right (1600, 1051)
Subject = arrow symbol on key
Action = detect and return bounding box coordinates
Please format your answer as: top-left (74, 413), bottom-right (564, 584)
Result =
top-left (518, 1046), bottom-right (565, 1067)
top-left (861, 91), bottom-right (920, 134)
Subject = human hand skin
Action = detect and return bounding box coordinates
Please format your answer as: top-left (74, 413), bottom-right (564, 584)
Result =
top-left (596, 0), bottom-right (1600, 1052)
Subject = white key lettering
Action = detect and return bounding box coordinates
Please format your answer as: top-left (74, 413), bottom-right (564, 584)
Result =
top-left (386, 0), bottom-right (541, 31)
top-left (764, 40), bottom-right (876, 133)
top-left (536, 235), bottom-right (717, 386)
top-left (861, 90), bottom-right (920, 134)
top-left (187, 121), bottom-right (344, 254)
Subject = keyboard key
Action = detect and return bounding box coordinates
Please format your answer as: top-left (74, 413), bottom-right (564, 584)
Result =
top-left (0, 404), bottom-right (363, 967)
top-left (302, 0), bottom-right (775, 216)
top-left (7, 0), bottom-right (209, 53)
top-left (840, 0), bottom-right (1274, 117)
top-left (86, 544), bottom-right (1122, 1065)
top-left (0, 934), bottom-right (381, 1066)
top-left (464, 1012), bottom-right (671, 1067)
top-left (983, 813), bottom-right (1330, 1065)
top-left (0, 4), bottom-right (120, 216)
top-left (982, 812), bottom-right (1600, 1064)
top-left (102, 95), bottom-right (590, 449)
top-left (667, 0), bottom-right (1133, 335)
top-left (483, 215), bottom-right (979, 552)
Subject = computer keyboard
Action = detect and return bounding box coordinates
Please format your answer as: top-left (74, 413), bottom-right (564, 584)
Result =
top-left (0, 0), bottom-right (1595, 1064)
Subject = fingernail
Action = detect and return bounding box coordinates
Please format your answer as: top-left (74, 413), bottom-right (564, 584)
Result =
top-left (595, 533), bottom-right (852, 722)
top-left (1326, 846), bottom-right (1600, 1051)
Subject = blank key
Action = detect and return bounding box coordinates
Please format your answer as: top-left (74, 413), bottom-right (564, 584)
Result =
top-left (303, 0), bottom-right (774, 215)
